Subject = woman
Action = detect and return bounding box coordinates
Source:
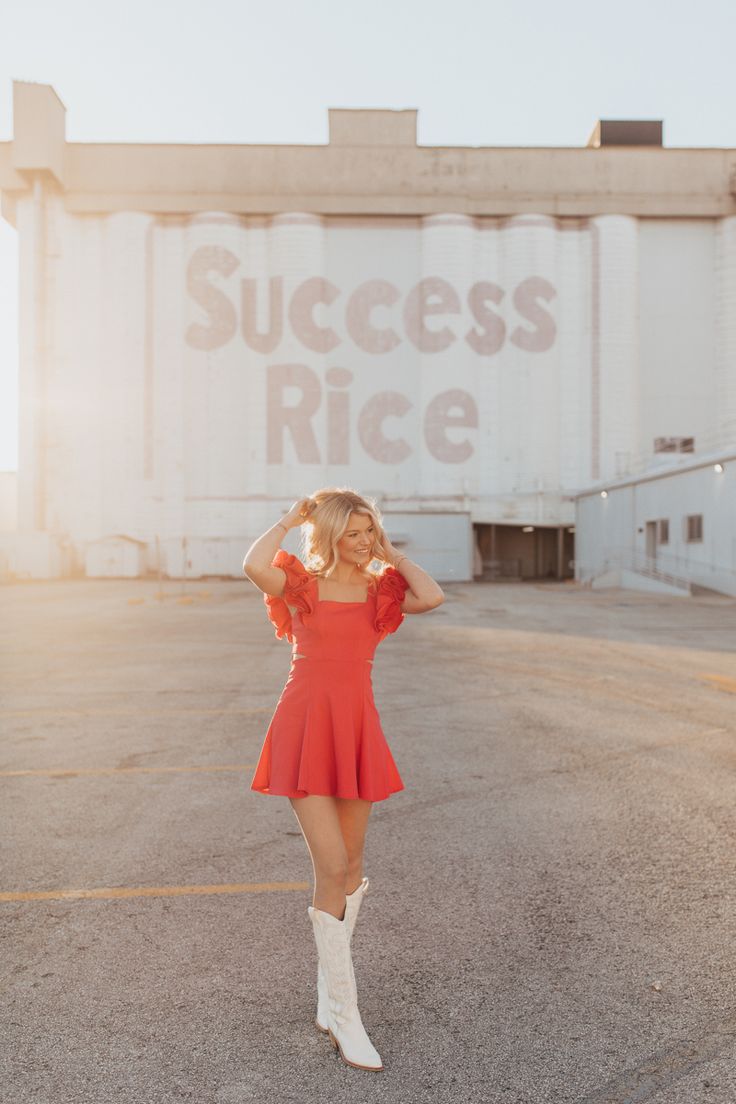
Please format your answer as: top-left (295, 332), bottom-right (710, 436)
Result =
top-left (243, 488), bottom-right (444, 1072)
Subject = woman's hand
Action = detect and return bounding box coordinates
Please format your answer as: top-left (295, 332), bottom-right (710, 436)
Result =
top-left (244, 499), bottom-right (315, 577)
top-left (280, 497), bottom-right (315, 531)
top-left (372, 523), bottom-right (403, 567)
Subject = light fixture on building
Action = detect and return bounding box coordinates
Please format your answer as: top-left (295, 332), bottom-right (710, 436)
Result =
top-left (522, 525), bottom-right (534, 532)
top-left (600, 490), bottom-right (608, 498)
top-left (714, 463), bottom-right (724, 473)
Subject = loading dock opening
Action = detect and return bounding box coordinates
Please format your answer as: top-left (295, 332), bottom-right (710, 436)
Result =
top-left (474, 522), bottom-right (575, 581)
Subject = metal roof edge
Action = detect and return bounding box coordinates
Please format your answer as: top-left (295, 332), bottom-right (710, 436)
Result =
top-left (570, 446), bottom-right (736, 499)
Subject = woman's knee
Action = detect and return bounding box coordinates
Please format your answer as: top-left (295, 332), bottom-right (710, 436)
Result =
top-left (314, 854), bottom-right (350, 885)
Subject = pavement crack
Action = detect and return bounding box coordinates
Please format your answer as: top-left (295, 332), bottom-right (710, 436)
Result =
top-left (578, 1010), bottom-right (736, 1103)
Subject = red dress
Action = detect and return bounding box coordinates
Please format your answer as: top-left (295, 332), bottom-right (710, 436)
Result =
top-left (250, 549), bottom-right (410, 802)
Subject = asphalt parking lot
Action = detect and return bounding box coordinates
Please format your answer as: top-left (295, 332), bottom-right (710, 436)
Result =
top-left (1, 576), bottom-right (735, 1104)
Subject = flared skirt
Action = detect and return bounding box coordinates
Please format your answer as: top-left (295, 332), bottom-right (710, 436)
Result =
top-left (250, 657), bottom-right (404, 802)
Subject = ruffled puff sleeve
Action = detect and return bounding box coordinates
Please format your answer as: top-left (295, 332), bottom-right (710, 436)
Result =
top-left (263, 549), bottom-right (316, 643)
top-left (374, 566), bottom-right (410, 640)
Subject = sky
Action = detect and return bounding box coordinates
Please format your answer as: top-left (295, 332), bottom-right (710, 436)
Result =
top-left (1, 0), bottom-right (735, 471)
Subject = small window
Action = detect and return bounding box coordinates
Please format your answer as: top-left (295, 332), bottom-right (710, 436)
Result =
top-left (657, 519), bottom-right (669, 544)
top-left (685, 514), bottom-right (703, 542)
top-left (654, 436), bottom-right (695, 454)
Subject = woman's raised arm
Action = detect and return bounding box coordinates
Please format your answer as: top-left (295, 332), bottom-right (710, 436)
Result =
top-left (243, 498), bottom-right (312, 595)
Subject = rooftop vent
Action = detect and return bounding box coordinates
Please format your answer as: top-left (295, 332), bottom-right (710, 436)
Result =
top-left (587, 119), bottom-right (663, 148)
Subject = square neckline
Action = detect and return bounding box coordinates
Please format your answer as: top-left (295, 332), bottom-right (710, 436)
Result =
top-left (314, 575), bottom-right (376, 605)
top-left (316, 588), bottom-right (374, 605)
top-left (319, 597), bottom-right (371, 604)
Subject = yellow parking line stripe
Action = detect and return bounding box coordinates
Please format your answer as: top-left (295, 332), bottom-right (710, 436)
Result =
top-left (699, 673), bottom-right (736, 695)
top-left (0, 881), bottom-right (311, 903)
top-left (0, 708), bottom-right (271, 717)
top-left (0, 764), bottom-right (255, 777)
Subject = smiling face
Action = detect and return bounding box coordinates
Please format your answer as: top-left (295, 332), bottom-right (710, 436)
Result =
top-left (337, 511), bottom-right (375, 566)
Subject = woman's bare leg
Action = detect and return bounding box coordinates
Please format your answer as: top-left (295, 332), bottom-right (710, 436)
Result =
top-left (289, 795), bottom-right (350, 919)
top-left (335, 797), bottom-right (373, 894)
top-left (289, 795), bottom-right (374, 916)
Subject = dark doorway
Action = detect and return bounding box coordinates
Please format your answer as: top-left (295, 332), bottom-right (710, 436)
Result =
top-left (474, 523), bottom-right (575, 580)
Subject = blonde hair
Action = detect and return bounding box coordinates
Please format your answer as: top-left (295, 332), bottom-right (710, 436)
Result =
top-left (297, 488), bottom-right (392, 588)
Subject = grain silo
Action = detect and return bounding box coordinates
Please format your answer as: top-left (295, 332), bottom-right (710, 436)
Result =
top-left (1, 82), bottom-right (734, 581)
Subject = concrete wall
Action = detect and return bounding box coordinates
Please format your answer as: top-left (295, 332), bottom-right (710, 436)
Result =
top-left (6, 199), bottom-right (736, 579)
top-left (0, 471), bottom-right (17, 532)
top-left (7, 202), bottom-right (629, 569)
top-left (575, 456), bottom-right (736, 595)
top-left (2, 89), bottom-right (735, 220)
top-left (2, 82), bottom-right (735, 580)
top-left (639, 220), bottom-right (719, 462)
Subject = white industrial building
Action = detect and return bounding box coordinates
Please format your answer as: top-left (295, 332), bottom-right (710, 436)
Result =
top-left (0, 81), bottom-right (735, 583)
top-left (574, 449), bottom-right (736, 597)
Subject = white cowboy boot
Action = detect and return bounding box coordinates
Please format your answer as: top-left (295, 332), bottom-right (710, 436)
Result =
top-left (307, 905), bottom-right (383, 1071)
top-left (315, 877), bottom-right (369, 1034)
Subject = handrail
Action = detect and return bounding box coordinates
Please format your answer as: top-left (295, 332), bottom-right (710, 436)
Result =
top-left (588, 546), bottom-right (734, 582)
top-left (572, 553), bottom-right (691, 592)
